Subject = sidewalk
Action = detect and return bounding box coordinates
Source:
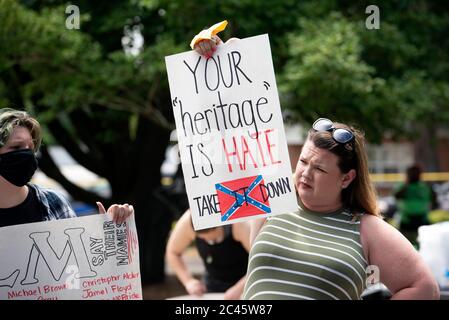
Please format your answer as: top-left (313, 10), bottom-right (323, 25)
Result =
top-left (142, 246), bottom-right (204, 300)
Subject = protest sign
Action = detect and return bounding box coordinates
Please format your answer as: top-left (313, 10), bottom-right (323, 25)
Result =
top-left (165, 34), bottom-right (298, 230)
top-left (0, 214), bottom-right (142, 300)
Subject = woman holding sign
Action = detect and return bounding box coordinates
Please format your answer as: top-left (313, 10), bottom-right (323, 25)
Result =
top-left (0, 108), bottom-right (133, 228)
top-left (243, 119), bottom-right (438, 300)
top-left (192, 27), bottom-right (439, 299)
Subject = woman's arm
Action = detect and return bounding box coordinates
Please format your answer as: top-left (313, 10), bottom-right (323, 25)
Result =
top-left (249, 218), bottom-right (266, 247)
top-left (224, 275), bottom-right (247, 300)
top-left (227, 222), bottom-right (253, 299)
top-left (232, 221), bottom-right (251, 252)
top-left (165, 210), bottom-right (206, 296)
top-left (360, 214), bottom-right (440, 299)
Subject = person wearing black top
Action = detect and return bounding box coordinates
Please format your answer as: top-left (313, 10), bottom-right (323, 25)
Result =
top-left (0, 108), bottom-right (134, 228)
top-left (166, 209), bottom-right (250, 299)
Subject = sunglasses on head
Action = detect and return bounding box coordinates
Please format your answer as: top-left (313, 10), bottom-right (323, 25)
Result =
top-left (312, 118), bottom-right (354, 144)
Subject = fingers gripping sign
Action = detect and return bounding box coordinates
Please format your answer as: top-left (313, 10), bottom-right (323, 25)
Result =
top-left (96, 202), bottom-right (134, 224)
top-left (191, 20), bottom-right (227, 58)
top-left (185, 278), bottom-right (206, 297)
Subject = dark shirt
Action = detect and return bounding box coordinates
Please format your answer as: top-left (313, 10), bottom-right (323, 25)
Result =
top-left (0, 186), bottom-right (43, 228)
top-left (0, 184), bottom-right (76, 228)
top-left (195, 225), bottom-right (248, 292)
top-left (27, 184), bottom-right (76, 221)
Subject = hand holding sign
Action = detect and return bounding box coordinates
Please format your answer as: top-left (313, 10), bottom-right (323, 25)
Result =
top-left (194, 35), bottom-right (222, 58)
top-left (0, 214), bottom-right (141, 300)
top-left (190, 20), bottom-right (228, 57)
top-left (96, 202), bottom-right (134, 225)
top-left (185, 278), bottom-right (207, 297)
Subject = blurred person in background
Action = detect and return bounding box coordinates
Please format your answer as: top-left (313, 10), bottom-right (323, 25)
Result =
top-left (394, 164), bottom-right (435, 247)
top-left (166, 209), bottom-right (250, 299)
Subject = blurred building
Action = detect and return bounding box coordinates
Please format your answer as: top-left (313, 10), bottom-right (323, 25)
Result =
top-left (285, 124), bottom-right (449, 199)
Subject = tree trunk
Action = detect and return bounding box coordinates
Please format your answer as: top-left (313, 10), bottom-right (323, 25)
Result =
top-left (133, 191), bottom-right (174, 283)
top-left (109, 117), bottom-right (173, 284)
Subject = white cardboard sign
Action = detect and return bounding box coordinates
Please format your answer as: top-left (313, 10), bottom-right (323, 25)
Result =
top-left (165, 34), bottom-right (298, 230)
top-left (0, 214), bottom-right (142, 300)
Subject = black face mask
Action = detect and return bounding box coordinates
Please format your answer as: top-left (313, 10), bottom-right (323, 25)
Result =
top-left (0, 149), bottom-right (38, 187)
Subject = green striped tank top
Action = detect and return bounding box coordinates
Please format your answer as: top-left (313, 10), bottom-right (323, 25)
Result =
top-left (243, 206), bottom-right (368, 300)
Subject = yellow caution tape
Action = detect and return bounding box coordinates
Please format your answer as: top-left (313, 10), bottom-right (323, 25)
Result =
top-left (370, 172), bottom-right (449, 182)
top-left (190, 20), bottom-right (228, 49)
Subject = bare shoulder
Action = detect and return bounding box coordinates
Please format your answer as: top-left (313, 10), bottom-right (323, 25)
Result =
top-left (177, 209), bottom-right (193, 228)
top-left (359, 214), bottom-right (410, 263)
top-left (360, 213), bottom-right (400, 239)
top-left (360, 214), bottom-right (409, 246)
top-left (169, 210), bottom-right (196, 243)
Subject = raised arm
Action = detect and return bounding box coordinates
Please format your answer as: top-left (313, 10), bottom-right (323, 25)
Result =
top-left (360, 214), bottom-right (440, 299)
top-left (222, 221), bottom-right (251, 300)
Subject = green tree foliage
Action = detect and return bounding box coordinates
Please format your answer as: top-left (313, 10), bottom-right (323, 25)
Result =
top-left (0, 0), bottom-right (184, 282)
top-left (143, 0), bottom-right (449, 142)
top-left (1, 0), bottom-right (448, 282)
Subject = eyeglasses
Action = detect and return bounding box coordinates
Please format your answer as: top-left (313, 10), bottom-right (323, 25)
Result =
top-left (312, 118), bottom-right (354, 144)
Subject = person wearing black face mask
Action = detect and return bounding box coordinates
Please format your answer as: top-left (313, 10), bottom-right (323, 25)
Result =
top-left (0, 108), bottom-right (134, 228)
top-left (0, 149), bottom-right (38, 187)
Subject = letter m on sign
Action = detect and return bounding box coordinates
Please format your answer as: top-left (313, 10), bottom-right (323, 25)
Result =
top-left (215, 175), bottom-right (271, 222)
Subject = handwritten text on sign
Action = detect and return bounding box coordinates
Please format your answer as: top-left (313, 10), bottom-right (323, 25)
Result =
top-left (165, 34), bottom-right (297, 230)
top-left (0, 214), bottom-right (142, 300)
